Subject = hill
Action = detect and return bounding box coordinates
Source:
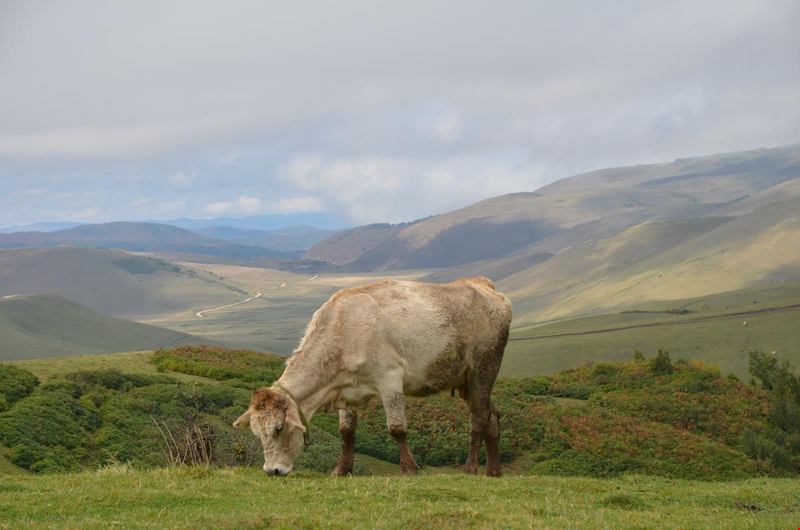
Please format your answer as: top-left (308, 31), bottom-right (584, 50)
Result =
top-left (306, 144), bottom-right (800, 271)
top-left (196, 225), bottom-right (336, 252)
top-left (0, 247), bottom-right (247, 318)
top-left (0, 222), bottom-right (288, 258)
top-left (0, 295), bottom-right (196, 360)
top-left (502, 281), bottom-right (800, 378)
top-left (501, 197), bottom-right (800, 326)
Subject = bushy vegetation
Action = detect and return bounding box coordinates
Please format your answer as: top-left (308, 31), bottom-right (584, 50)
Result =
top-left (151, 345), bottom-right (286, 384)
top-left (742, 350), bottom-right (800, 472)
top-left (4, 346), bottom-right (800, 480)
top-left (0, 364), bottom-right (39, 411)
top-left (0, 364), bottom-right (354, 475)
top-left (153, 347), bottom-right (792, 478)
top-left (116, 256), bottom-right (181, 275)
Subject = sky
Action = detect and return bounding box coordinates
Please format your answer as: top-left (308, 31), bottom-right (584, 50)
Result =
top-left (1, 0), bottom-right (799, 229)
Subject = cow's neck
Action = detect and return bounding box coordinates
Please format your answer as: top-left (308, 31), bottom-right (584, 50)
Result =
top-left (274, 350), bottom-right (343, 420)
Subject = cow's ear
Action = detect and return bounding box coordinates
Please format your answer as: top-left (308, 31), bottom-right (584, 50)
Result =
top-left (233, 409), bottom-right (252, 428)
top-left (287, 416), bottom-right (306, 433)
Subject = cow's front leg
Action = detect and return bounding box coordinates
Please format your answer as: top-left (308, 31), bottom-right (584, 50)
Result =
top-left (380, 387), bottom-right (419, 475)
top-left (332, 409), bottom-right (357, 476)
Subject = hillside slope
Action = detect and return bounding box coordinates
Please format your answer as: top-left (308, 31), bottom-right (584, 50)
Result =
top-left (0, 222), bottom-right (287, 258)
top-left (0, 247), bottom-right (246, 318)
top-left (306, 144), bottom-right (800, 270)
top-left (197, 225), bottom-right (336, 252)
top-left (502, 198), bottom-right (800, 326)
top-left (0, 295), bottom-right (195, 360)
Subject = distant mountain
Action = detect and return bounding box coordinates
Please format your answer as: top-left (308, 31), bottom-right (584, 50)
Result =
top-left (0, 222), bottom-right (82, 233)
top-left (306, 144), bottom-right (800, 271)
top-left (196, 225), bottom-right (338, 252)
top-left (0, 221), bottom-right (292, 258)
top-left (0, 247), bottom-right (247, 318)
top-left (0, 294), bottom-right (197, 360)
top-left (159, 212), bottom-right (348, 231)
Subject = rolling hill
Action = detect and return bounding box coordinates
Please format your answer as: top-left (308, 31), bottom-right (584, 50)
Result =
top-left (0, 247), bottom-right (247, 318)
top-left (501, 197), bottom-right (800, 326)
top-left (0, 295), bottom-right (197, 360)
top-left (0, 222), bottom-right (288, 258)
top-left (196, 225), bottom-right (336, 252)
top-left (306, 144), bottom-right (800, 271)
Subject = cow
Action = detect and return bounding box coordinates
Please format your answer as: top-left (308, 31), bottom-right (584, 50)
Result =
top-left (233, 276), bottom-right (512, 477)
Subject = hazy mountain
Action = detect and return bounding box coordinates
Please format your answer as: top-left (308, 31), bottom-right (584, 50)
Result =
top-left (0, 222), bottom-right (291, 258)
top-left (0, 294), bottom-right (196, 360)
top-left (196, 225), bottom-right (337, 252)
top-left (0, 222), bottom-right (82, 233)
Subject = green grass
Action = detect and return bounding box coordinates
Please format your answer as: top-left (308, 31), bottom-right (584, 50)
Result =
top-left (2, 351), bottom-right (212, 384)
top-left (1, 467), bottom-right (798, 529)
top-left (0, 295), bottom-right (200, 361)
top-left (503, 283), bottom-right (800, 378)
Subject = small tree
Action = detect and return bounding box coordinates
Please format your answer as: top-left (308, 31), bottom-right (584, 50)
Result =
top-left (633, 350), bottom-right (646, 361)
top-left (649, 349), bottom-right (674, 376)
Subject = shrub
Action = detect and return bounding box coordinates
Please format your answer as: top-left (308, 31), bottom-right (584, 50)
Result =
top-left (0, 365), bottom-right (39, 406)
top-left (151, 346), bottom-right (286, 384)
top-left (0, 392), bottom-right (101, 472)
top-left (649, 349), bottom-right (674, 376)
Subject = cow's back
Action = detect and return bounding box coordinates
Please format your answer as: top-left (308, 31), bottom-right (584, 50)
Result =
top-left (344, 277), bottom-right (512, 395)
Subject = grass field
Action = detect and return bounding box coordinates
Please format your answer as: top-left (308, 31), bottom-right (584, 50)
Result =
top-left (1, 467), bottom-right (798, 529)
top-left (503, 282), bottom-right (800, 378)
top-left (3, 351), bottom-right (212, 384)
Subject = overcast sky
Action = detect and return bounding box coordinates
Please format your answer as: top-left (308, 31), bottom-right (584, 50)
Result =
top-left (1, 0), bottom-right (799, 228)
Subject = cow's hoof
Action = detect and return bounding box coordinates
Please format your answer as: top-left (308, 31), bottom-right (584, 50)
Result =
top-left (400, 464), bottom-right (418, 475)
top-left (331, 466), bottom-right (353, 477)
top-left (486, 467), bottom-right (502, 478)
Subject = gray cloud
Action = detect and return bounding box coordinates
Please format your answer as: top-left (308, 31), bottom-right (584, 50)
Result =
top-left (1, 0), bottom-right (798, 227)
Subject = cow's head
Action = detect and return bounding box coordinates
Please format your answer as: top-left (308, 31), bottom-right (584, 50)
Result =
top-left (233, 388), bottom-right (306, 476)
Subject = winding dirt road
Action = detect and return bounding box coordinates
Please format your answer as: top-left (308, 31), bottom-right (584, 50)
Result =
top-left (195, 292), bottom-right (264, 318)
top-left (193, 280), bottom-right (292, 318)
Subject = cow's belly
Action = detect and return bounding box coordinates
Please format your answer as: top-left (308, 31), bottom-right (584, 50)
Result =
top-left (402, 351), bottom-right (470, 397)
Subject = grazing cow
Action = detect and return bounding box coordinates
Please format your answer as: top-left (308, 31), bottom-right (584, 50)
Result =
top-left (233, 276), bottom-right (512, 477)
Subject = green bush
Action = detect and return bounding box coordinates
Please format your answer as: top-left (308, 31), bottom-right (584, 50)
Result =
top-left (649, 349), bottom-right (674, 376)
top-left (0, 365), bottom-right (39, 406)
top-left (0, 391), bottom-right (101, 472)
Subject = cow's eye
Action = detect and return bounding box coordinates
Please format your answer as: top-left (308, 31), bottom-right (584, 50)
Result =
top-left (275, 425), bottom-right (284, 436)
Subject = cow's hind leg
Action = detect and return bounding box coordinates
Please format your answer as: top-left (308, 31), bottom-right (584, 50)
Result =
top-left (332, 408), bottom-right (357, 476)
top-left (464, 331), bottom-right (508, 477)
top-left (379, 379), bottom-right (419, 475)
top-left (484, 399), bottom-right (501, 477)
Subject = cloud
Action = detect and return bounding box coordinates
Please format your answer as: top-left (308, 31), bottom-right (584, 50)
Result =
top-left (268, 196), bottom-right (325, 214)
top-left (168, 171), bottom-right (193, 187)
top-left (280, 152), bottom-right (547, 224)
top-left (204, 195), bottom-right (262, 216)
top-left (0, 0), bottom-right (798, 226)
